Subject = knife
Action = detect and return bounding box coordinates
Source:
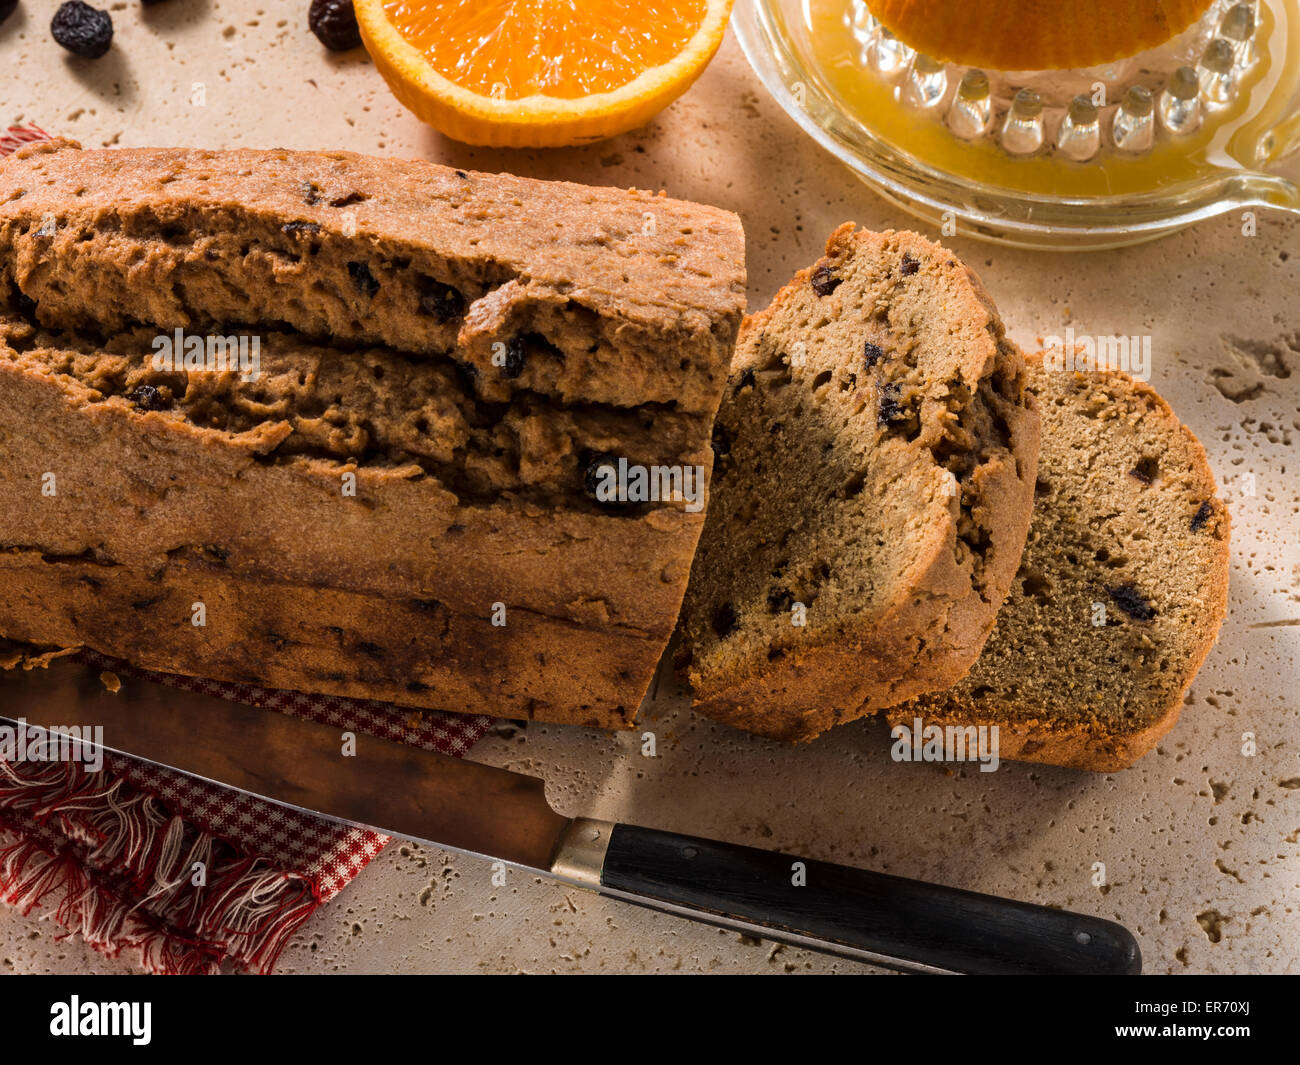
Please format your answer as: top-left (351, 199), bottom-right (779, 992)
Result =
top-left (0, 660), bottom-right (1140, 975)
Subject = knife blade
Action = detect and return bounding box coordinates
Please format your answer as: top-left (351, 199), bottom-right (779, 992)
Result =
top-left (0, 659), bottom-right (1141, 975)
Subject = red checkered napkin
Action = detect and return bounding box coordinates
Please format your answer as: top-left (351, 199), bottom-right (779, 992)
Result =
top-left (0, 125), bottom-right (492, 973)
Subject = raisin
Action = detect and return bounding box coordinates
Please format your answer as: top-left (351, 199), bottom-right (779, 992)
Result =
top-left (51, 1), bottom-right (112, 58)
top-left (301, 182), bottom-right (321, 206)
top-left (454, 170), bottom-right (468, 179)
top-left (582, 452), bottom-right (625, 506)
top-left (127, 384), bottom-right (172, 412)
top-left (347, 260), bottom-right (379, 298)
top-left (0, 0), bottom-right (16, 23)
top-left (710, 423), bottom-right (732, 459)
top-left (1190, 500), bottom-right (1213, 531)
top-left (900, 253), bottom-right (920, 276)
top-left (877, 382), bottom-right (905, 426)
top-left (1129, 456), bottom-right (1159, 485)
top-left (281, 220), bottom-right (322, 237)
top-left (503, 334), bottom-right (528, 378)
top-left (711, 603), bottom-right (739, 639)
top-left (452, 359), bottom-right (478, 392)
top-left (767, 587), bottom-right (794, 613)
top-left (308, 0), bottom-right (361, 51)
top-left (810, 264), bottom-right (841, 296)
top-left (501, 332), bottom-right (558, 378)
top-left (1108, 583), bottom-right (1156, 621)
top-left (418, 278), bottom-right (466, 322)
top-left (863, 341), bottom-right (885, 369)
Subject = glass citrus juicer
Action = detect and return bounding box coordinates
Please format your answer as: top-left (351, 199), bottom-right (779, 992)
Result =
top-left (734, 0), bottom-right (1300, 247)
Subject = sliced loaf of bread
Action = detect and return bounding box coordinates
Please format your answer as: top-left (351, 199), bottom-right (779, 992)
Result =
top-left (675, 225), bottom-right (1040, 740)
top-left (0, 142), bottom-right (746, 729)
top-left (889, 354), bottom-right (1230, 771)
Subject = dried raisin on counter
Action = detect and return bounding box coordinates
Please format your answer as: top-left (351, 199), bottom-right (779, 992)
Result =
top-left (51, 1), bottom-right (113, 58)
top-left (309, 0), bottom-right (361, 51)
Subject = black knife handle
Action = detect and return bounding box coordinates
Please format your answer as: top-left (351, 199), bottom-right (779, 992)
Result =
top-left (598, 823), bottom-right (1140, 975)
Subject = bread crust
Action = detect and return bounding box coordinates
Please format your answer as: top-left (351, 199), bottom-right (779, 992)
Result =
top-left (0, 140), bottom-right (745, 414)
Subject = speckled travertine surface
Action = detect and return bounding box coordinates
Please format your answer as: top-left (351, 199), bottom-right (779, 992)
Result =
top-left (1, 4), bottom-right (1297, 975)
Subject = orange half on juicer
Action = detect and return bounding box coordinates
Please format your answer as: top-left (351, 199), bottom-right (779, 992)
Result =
top-left (868, 0), bottom-right (1216, 71)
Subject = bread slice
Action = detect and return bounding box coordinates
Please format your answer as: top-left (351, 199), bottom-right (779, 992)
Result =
top-left (889, 354), bottom-right (1230, 771)
top-left (0, 142), bottom-right (746, 729)
top-left (675, 225), bottom-right (1040, 740)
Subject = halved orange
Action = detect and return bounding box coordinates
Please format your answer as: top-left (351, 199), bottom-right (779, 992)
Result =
top-left (868, 0), bottom-right (1214, 71)
top-left (354, 0), bottom-right (735, 147)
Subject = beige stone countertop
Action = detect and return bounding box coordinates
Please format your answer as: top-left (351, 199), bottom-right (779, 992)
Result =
top-left (1, 3), bottom-right (1297, 975)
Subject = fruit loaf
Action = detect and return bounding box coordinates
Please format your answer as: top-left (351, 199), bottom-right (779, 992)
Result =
top-left (0, 141), bottom-right (747, 728)
top-left (889, 354), bottom-right (1230, 771)
top-left (675, 225), bottom-right (1040, 740)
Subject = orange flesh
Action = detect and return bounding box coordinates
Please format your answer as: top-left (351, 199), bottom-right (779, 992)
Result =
top-left (866, 0), bottom-right (1215, 71)
top-left (381, 0), bottom-right (709, 99)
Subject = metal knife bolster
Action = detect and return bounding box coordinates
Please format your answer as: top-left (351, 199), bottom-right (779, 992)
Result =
top-left (549, 818), bottom-right (613, 886)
